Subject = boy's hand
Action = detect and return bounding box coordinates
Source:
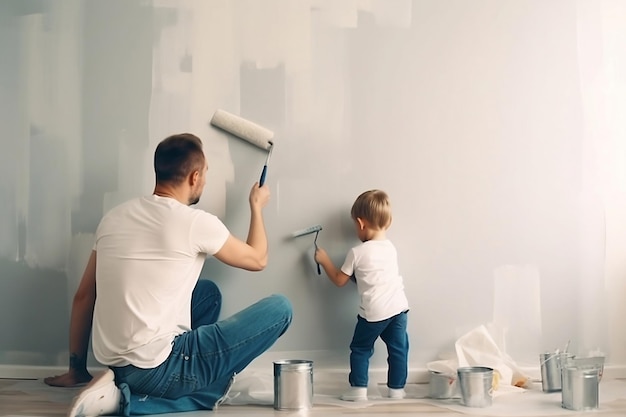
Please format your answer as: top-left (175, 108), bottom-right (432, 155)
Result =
top-left (314, 247), bottom-right (328, 264)
top-left (314, 248), bottom-right (352, 287)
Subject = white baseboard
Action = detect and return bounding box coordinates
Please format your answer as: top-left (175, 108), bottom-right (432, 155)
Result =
top-left (5, 364), bottom-right (624, 384)
top-left (4, 348), bottom-right (624, 384)
top-left (0, 365), bottom-right (77, 380)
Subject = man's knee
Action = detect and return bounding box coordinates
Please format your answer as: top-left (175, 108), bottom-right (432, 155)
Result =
top-left (269, 294), bottom-right (293, 326)
top-left (193, 280), bottom-right (222, 316)
top-left (196, 279), bottom-right (221, 297)
top-left (271, 293), bottom-right (292, 312)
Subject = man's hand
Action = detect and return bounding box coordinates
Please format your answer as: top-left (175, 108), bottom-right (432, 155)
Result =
top-left (249, 182), bottom-right (270, 211)
top-left (43, 369), bottom-right (93, 387)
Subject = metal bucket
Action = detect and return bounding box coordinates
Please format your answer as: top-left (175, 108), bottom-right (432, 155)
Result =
top-left (561, 367), bottom-right (599, 411)
top-left (540, 352), bottom-right (573, 392)
top-left (566, 356), bottom-right (605, 381)
top-left (457, 367), bottom-right (493, 408)
top-left (273, 359), bottom-right (313, 410)
top-left (429, 371), bottom-right (457, 399)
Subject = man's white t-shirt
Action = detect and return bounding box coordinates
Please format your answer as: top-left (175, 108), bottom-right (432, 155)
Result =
top-left (340, 239), bottom-right (409, 322)
top-left (91, 195), bottom-right (230, 368)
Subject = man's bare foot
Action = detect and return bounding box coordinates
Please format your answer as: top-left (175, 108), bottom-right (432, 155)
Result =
top-left (44, 370), bottom-right (93, 387)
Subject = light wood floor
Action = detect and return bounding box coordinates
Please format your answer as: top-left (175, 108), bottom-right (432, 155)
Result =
top-left (2, 377), bottom-right (626, 417)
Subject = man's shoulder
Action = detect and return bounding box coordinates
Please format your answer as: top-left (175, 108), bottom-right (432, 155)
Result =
top-left (105, 196), bottom-right (144, 214)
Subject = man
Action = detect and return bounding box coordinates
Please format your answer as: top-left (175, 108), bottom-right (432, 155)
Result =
top-left (44, 133), bottom-right (292, 416)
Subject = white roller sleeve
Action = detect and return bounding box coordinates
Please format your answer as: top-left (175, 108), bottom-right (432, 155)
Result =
top-left (210, 109), bottom-right (274, 150)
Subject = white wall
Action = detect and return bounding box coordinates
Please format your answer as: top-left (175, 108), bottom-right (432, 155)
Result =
top-left (1, 0), bottom-right (625, 376)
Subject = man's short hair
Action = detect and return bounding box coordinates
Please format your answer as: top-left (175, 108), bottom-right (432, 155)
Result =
top-left (154, 133), bottom-right (205, 185)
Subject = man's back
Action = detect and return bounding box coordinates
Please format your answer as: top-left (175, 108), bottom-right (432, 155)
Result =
top-left (91, 195), bottom-right (229, 368)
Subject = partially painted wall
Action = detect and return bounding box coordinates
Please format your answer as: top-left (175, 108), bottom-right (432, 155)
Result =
top-left (1, 0), bottom-right (626, 373)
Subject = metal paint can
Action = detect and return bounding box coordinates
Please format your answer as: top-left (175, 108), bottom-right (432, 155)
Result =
top-left (561, 367), bottom-right (599, 411)
top-left (540, 352), bottom-right (573, 392)
top-left (273, 359), bottom-right (314, 410)
top-left (429, 371), bottom-right (457, 399)
top-left (457, 366), bottom-right (493, 408)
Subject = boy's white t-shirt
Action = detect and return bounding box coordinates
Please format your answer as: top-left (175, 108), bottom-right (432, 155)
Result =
top-left (91, 195), bottom-right (230, 368)
top-left (341, 239), bottom-right (409, 322)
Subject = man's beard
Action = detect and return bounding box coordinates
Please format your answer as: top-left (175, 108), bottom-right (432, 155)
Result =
top-left (189, 191), bottom-right (201, 206)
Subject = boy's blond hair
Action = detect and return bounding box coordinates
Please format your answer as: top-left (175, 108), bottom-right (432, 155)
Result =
top-left (351, 189), bottom-right (392, 229)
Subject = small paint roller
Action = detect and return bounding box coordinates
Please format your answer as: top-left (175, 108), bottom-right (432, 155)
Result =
top-left (210, 109), bottom-right (274, 186)
top-left (292, 224), bottom-right (323, 275)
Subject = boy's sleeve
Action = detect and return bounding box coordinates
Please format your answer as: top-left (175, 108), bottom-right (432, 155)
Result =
top-left (340, 248), bottom-right (356, 277)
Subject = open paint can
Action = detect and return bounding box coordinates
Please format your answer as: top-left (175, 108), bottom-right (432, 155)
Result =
top-left (429, 371), bottom-right (457, 399)
top-left (457, 366), bottom-right (493, 408)
top-left (273, 359), bottom-right (314, 410)
top-left (561, 367), bottom-right (599, 411)
top-left (540, 352), bottom-right (574, 392)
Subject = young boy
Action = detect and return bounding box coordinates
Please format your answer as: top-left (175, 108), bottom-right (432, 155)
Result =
top-left (314, 189), bottom-right (409, 401)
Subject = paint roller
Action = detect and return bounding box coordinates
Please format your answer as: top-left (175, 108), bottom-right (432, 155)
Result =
top-left (292, 224), bottom-right (323, 275)
top-left (210, 109), bottom-right (274, 186)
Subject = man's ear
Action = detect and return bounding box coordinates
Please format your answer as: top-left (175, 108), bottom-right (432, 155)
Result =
top-left (189, 170), bottom-right (200, 186)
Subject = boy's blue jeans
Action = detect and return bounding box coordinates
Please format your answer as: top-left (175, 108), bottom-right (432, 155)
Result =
top-left (111, 280), bottom-right (292, 415)
top-left (348, 311), bottom-right (409, 389)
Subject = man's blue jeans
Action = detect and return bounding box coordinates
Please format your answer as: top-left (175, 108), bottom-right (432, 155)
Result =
top-left (111, 280), bottom-right (292, 415)
top-left (348, 311), bottom-right (409, 389)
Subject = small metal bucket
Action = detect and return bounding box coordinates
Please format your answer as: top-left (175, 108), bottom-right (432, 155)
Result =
top-left (540, 352), bottom-right (574, 392)
top-left (273, 359), bottom-right (314, 410)
top-left (561, 367), bottom-right (599, 411)
top-left (457, 367), bottom-right (493, 408)
top-left (429, 371), bottom-right (457, 399)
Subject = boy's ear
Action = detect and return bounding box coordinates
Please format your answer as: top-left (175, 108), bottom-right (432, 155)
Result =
top-left (356, 217), bottom-right (365, 230)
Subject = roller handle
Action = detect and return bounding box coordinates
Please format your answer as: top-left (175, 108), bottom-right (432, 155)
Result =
top-left (314, 231), bottom-right (321, 275)
top-left (259, 165), bottom-right (268, 186)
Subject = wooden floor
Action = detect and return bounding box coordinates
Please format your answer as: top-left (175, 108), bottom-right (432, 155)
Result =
top-left (2, 377), bottom-right (626, 417)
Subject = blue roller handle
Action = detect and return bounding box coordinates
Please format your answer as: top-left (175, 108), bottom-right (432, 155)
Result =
top-left (259, 165), bottom-right (268, 186)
